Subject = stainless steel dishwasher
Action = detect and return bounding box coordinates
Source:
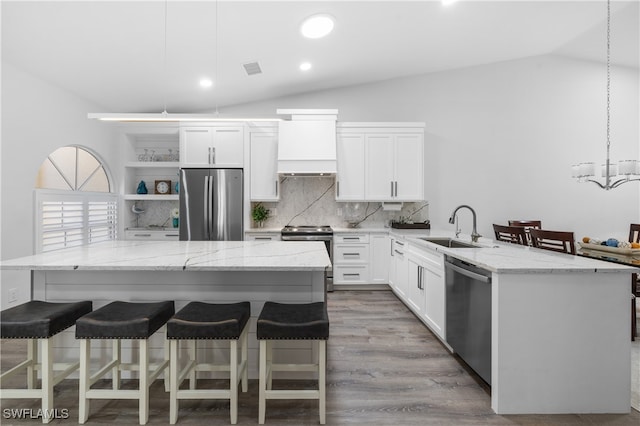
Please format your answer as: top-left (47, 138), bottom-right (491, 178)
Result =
top-left (444, 255), bottom-right (492, 385)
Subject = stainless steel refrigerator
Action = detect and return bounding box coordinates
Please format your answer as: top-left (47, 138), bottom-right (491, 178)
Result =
top-left (179, 169), bottom-right (243, 241)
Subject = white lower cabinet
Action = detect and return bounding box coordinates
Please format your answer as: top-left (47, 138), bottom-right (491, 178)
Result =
top-left (406, 253), bottom-right (425, 314)
top-left (390, 238), bottom-right (408, 297)
top-left (405, 244), bottom-right (446, 340)
top-left (124, 229), bottom-right (179, 241)
top-left (370, 233), bottom-right (390, 284)
top-left (333, 233), bottom-right (370, 285)
top-left (245, 232), bottom-right (281, 241)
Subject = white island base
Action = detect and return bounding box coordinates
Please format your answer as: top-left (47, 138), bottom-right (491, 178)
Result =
top-left (492, 271), bottom-right (631, 414)
top-left (33, 269), bottom-right (326, 380)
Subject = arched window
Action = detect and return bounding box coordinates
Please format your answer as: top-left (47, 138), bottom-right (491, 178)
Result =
top-left (34, 146), bottom-right (117, 253)
top-left (36, 146), bottom-right (111, 192)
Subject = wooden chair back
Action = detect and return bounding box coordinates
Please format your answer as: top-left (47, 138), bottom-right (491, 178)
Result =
top-left (529, 229), bottom-right (576, 255)
top-left (508, 220), bottom-right (542, 229)
top-left (493, 224), bottom-right (528, 246)
top-left (508, 220), bottom-right (542, 245)
top-left (629, 224), bottom-right (640, 243)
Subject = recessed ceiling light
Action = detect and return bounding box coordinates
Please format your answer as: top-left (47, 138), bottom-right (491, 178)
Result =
top-left (199, 78), bottom-right (213, 88)
top-left (442, 0), bottom-right (459, 6)
top-left (299, 62), bottom-right (312, 71)
top-left (300, 14), bottom-right (334, 39)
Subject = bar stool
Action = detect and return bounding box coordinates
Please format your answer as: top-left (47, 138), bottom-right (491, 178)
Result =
top-left (0, 300), bottom-right (92, 424)
top-left (75, 300), bottom-right (175, 425)
top-left (257, 301), bottom-right (329, 424)
top-left (166, 301), bottom-right (250, 424)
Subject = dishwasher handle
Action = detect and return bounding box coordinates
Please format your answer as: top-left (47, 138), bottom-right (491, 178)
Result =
top-left (446, 261), bottom-right (492, 283)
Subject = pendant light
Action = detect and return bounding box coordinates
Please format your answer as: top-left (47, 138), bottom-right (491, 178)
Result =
top-left (571, 0), bottom-right (639, 190)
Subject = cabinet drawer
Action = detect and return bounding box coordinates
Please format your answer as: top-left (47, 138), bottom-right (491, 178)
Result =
top-left (245, 232), bottom-right (281, 241)
top-left (335, 233), bottom-right (369, 244)
top-left (334, 265), bottom-right (370, 284)
top-left (334, 245), bottom-right (369, 263)
top-left (124, 230), bottom-right (179, 241)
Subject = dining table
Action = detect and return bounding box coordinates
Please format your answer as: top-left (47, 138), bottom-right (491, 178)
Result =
top-left (577, 242), bottom-right (640, 340)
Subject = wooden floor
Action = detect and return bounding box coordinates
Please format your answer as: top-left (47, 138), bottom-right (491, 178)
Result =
top-left (1, 290), bottom-right (639, 425)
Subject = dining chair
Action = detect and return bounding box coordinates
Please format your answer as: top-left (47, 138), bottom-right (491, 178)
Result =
top-left (629, 224), bottom-right (640, 341)
top-left (529, 229), bottom-right (576, 255)
top-left (508, 220), bottom-right (542, 245)
top-left (493, 224), bottom-right (528, 246)
top-left (508, 220), bottom-right (542, 229)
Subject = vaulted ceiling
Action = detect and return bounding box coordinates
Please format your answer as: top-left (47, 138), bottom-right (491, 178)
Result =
top-left (2, 1), bottom-right (638, 114)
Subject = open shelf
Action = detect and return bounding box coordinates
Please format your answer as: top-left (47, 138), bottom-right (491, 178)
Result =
top-left (123, 194), bottom-right (179, 201)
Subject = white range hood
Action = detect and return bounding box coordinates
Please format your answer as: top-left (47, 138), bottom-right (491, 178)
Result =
top-left (277, 109), bottom-right (338, 175)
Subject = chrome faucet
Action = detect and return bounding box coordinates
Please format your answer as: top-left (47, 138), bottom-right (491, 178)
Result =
top-left (448, 205), bottom-right (481, 242)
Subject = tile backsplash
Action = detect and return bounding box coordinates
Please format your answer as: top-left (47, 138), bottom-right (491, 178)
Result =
top-left (125, 177), bottom-right (428, 231)
top-left (251, 176), bottom-right (428, 229)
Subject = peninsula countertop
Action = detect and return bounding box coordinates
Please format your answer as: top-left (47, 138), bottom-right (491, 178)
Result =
top-left (0, 240), bottom-right (331, 272)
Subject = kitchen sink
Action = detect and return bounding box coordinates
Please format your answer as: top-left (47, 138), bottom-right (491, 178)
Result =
top-left (419, 237), bottom-right (481, 248)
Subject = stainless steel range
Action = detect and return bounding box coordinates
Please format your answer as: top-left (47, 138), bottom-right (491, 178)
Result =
top-left (281, 225), bottom-right (333, 291)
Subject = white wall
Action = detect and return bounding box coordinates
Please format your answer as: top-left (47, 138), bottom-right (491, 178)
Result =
top-left (224, 55), bottom-right (640, 241)
top-left (1, 63), bottom-right (118, 309)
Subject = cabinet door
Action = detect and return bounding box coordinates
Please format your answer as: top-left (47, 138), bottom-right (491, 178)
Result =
top-left (370, 234), bottom-right (389, 284)
top-left (212, 127), bottom-right (244, 167)
top-left (365, 134), bottom-right (394, 201)
top-left (388, 238), bottom-right (397, 289)
top-left (407, 257), bottom-right (425, 314)
top-left (336, 133), bottom-right (365, 200)
top-left (392, 240), bottom-right (408, 298)
top-left (180, 128), bottom-right (213, 167)
top-left (250, 133), bottom-right (279, 201)
top-left (394, 133), bottom-right (424, 200)
top-left (423, 264), bottom-right (445, 338)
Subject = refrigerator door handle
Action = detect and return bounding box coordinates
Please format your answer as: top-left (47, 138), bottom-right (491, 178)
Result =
top-left (203, 175), bottom-right (210, 239)
top-left (208, 175), bottom-right (214, 240)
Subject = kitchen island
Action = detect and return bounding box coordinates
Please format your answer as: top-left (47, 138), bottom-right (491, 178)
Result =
top-left (395, 230), bottom-right (637, 415)
top-left (1, 240), bottom-right (330, 379)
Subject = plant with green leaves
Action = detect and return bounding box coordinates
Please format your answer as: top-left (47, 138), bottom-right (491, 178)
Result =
top-left (252, 203), bottom-right (270, 225)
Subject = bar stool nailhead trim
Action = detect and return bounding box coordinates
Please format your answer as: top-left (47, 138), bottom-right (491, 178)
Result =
top-left (166, 301), bottom-right (251, 425)
top-left (75, 300), bottom-right (174, 425)
top-left (257, 301), bottom-right (329, 425)
top-left (0, 300), bottom-right (92, 424)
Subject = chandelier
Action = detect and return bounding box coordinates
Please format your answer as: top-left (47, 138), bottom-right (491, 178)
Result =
top-left (571, 0), bottom-right (639, 190)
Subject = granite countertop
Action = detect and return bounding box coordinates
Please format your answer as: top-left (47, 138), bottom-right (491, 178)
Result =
top-left (401, 230), bottom-right (637, 274)
top-left (0, 240), bottom-right (331, 272)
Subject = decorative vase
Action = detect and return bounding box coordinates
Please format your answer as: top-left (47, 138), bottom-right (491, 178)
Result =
top-left (257, 221), bottom-right (264, 228)
top-left (175, 181), bottom-right (179, 194)
top-left (173, 218), bottom-right (179, 228)
top-left (136, 180), bottom-right (148, 194)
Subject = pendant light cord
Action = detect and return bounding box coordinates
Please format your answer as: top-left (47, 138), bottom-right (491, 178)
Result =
top-left (605, 0), bottom-right (611, 183)
top-left (162, 0), bottom-right (169, 115)
top-left (215, 0), bottom-right (219, 116)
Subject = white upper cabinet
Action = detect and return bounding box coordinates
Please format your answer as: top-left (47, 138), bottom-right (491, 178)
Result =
top-left (337, 123), bottom-right (425, 202)
top-left (336, 133), bottom-right (365, 200)
top-left (392, 133), bottom-right (424, 200)
top-left (180, 126), bottom-right (244, 168)
top-left (365, 134), bottom-right (395, 200)
top-left (250, 131), bottom-right (279, 201)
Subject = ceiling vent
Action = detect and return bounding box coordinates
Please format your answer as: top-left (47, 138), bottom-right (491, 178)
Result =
top-left (243, 62), bottom-right (262, 76)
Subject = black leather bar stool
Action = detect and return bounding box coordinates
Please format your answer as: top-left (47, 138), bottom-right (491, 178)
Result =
top-left (0, 300), bottom-right (92, 424)
top-left (257, 301), bottom-right (329, 424)
top-left (166, 301), bottom-right (250, 424)
top-left (75, 300), bottom-right (175, 425)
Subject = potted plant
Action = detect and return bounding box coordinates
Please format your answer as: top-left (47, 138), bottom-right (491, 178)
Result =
top-left (251, 203), bottom-right (270, 228)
